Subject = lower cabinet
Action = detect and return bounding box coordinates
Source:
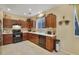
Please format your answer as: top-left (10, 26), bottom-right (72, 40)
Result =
top-left (3, 33), bottom-right (55, 52)
top-left (27, 33), bottom-right (32, 41)
top-left (3, 34), bottom-right (12, 45)
top-left (46, 36), bottom-right (55, 52)
top-left (22, 33), bottom-right (28, 41)
top-left (32, 34), bottom-right (39, 45)
top-left (28, 33), bottom-right (55, 52)
top-left (28, 33), bottom-right (39, 45)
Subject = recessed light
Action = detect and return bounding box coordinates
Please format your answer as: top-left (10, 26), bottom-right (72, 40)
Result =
top-left (38, 11), bottom-right (41, 14)
top-left (38, 11), bottom-right (42, 14)
top-left (24, 13), bottom-right (26, 15)
top-left (7, 8), bottom-right (11, 11)
top-left (29, 8), bottom-right (32, 11)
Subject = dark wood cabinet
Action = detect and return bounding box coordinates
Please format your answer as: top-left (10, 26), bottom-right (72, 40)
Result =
top-left (28, 33), bottom-right (39, 45)
top-left (27, 33), bottom-right (32, 41)
top-left (27, 33), bottom-right (55, 52)
top-left (31, 34), bottom-right (39, 44)
top-left (22, 33), bottom-right (27, 41)
top-left (3, 18), bottom-right (12, 28)
top-left (46, 36), bottom-right (55, 52)
top-left (12, 20), bottom-right (21, 25)
top-left (45, 13), bottom-right (56, 28)
top-left (12, 20), bottom-right (27, 28)
top-left (3, 18), bottom-right (33, 28)
top-left (3, 34), bottom-right (12, 45)
top-left (21, 20), bottom-right (27, 28)
top-left (26, 20), bottom-right (33, 28)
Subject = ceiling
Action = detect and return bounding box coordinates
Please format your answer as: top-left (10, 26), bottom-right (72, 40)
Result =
top-left (0, 4), bottom-right (60, 16)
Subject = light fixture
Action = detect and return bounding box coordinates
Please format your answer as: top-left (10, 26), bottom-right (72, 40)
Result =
top-left (38, 10), bottom-right (42, 14)
top-left (29, 8), bottom-right (32, 11)
top-left (24, 13), bottom-right (26, 16)
top-left (64, 20), bottom-right (70, 25)
top-left (7, 8), bottom-right (11, 11)
top-left (59, 16), bottom-right (70, 25)
top-left (38, 11), bottom-right (41, 14)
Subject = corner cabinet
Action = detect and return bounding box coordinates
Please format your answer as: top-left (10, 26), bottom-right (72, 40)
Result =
top-left (22, 33), bottom-right (28, 41)
top-left (28, 33), bottom-right (39, 45)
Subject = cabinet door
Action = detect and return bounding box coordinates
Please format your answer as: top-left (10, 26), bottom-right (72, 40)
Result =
top-left (22, 33), bottom-right (27, 41)
top-left (17, 20), bottom-right (21, 25)
top-left (22, 33), bottom-right (28, 41)
top-left (32, 34), bottom-right (39, 44)
top-left (3, 34), bottom-right (12, 45)
top-left (45, 14), bottom-right (56, 28)
top-left (26, 21), bottom-right (33, 28)
top-left (46, 36), bottom-right (55, 52)
top-left (28, 33), bottom-right (39, 45)
top-left (20, 20), bottom-right (26, 28)
top-left (3, 18), bottom-right (12, 28)
top-left (51, 15), bottom-right (56, 28)
top-left (27, 33), bottom-right (32, 40)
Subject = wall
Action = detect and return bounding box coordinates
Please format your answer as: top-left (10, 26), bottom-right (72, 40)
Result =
top-left (0, 10), bottom-right (3, 54)
top-left (44, 5), bottom-right (79, 54)
top-left (0, 10), bottom-right (3, 30)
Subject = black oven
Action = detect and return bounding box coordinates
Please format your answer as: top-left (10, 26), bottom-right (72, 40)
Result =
top-left (12, 30), bottom-right (22, 43)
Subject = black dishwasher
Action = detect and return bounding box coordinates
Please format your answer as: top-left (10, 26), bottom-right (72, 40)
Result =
top-left (39, 35), bottom-right (46, 48)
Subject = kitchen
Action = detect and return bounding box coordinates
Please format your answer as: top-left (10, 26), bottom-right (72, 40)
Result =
top-left (0, 4), bottom-right (77, 55)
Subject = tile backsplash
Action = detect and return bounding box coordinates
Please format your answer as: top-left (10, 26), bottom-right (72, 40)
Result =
top-left (3, 28), bottom-right (56, 35)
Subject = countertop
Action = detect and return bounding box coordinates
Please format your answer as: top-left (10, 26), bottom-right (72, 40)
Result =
top-left (2, 28), bottom-right (56, 37)
top-left (27, 31), bottom-right (55, 37)
top-left (2, 31), bottom-right (55, 37)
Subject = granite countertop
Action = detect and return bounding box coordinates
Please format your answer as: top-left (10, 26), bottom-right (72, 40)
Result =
top-left (2, 28), bottom-right (56, 37)
top-left (27, 31), bottom-right (55, 37)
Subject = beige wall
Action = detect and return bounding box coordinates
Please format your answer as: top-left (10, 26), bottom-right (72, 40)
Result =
top-left (0, 10), bottom-right (3, 53)
top-left (44, 5), bottom-right (79, 54)
top-left (0, 10), bottom-right (3, 32)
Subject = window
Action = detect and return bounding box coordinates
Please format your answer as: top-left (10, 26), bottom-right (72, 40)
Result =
top-left (74, 5), bottom-right (79, 36)
top-left (36, 17), bottom-right (45, 29)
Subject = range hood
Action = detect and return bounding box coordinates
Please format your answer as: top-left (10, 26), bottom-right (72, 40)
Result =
top-left (12, 25), bottom-right (21, 30)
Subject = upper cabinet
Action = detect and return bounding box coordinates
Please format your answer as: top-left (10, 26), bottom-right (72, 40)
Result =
top-left (3, 18), bottom-right (12, 28)
top-left (26, 18), bottom-right (33, 28)
top-left (3, 18), bottom-right (33, 28)
top-left (21, 20), bottom-right (27, 28)
top-left (12, 20), bottom-right (21, 25)
top-left (45, 13), bottom-right (56, 28)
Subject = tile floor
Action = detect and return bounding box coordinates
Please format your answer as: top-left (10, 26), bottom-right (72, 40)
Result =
top-left (0, 41), bottom-right (67, 55)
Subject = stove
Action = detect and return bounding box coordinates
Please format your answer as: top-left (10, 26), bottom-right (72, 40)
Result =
top-left (13, 30), bottom-right (22, 43)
